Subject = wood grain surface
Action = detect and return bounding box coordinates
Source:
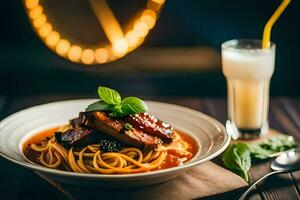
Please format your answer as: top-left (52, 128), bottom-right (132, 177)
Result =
top-left (0, 95), bottom-right (299, 200)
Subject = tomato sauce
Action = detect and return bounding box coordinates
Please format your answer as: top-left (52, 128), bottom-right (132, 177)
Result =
top-left (23, 127), bottom-right (60, 164)
top-left (158, 131), bottom-right (198, 169)
top-left (23, 127), bottom-right (198, 170)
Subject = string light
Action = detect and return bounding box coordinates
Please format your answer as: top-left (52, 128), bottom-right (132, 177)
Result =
top-left (81, 49), bottom-right (95, 64)
top-left (56, 39), bottom-right (70, 56)
top-left (46, 31), bottom-right (60, 46)
top-left (26, 0), bottom-right (39, 9)
top-left (133, 20), bottom-right (149, 37)
top-left (38, 22), bottom-right (52, 38)
top-left (112, 39), bottom-right (128, 57)
top-left (95, 48), bottom-right (108, 63)
top-left (141, 9), bottom-right (156, 29)
top-left (29, 5), bottom-right (43, 19)
top-left (33, 14), bottom-right (46, 28)
top-left (23, 0), bottom-right (165, 64)
top-left (125, 31), bottom-right (140, 47)
top-left (68, 45), bottom-right (82, 62)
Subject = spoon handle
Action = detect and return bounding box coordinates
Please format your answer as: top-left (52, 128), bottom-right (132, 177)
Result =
top-left (239, 170), bottom-right (283, 200)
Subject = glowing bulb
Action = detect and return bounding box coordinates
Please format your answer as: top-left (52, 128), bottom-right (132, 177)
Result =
top-left (95, 48), bottom-right (108, 63)
top-left (46, 31), bottom-right (60, 47)
top-left (81, 49), bottom-right (95, 64)
top-left (56, 39), bottom-right (70, 56)
top-left (68, 45), bottom-right (82, 62)
top-left (125, 31), bottom-right (139, 47)
top-left (112, 39), bottom-right (128, 57)
top-left (33, 14), bottom-right (46, 28)
top-left (26, 0), bottom-right (39, 10)
top-left (39, 23), bottom-right (52, 38)
top-left (133, 21), bottom-right (149, 37)
top-left (29, 5), bottom-right (43, 19)
top-left (141, 9), bottom-right (156, 29)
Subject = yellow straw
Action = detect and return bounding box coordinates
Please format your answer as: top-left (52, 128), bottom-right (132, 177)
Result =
top-left (262, 0), bottom-right (291, 48)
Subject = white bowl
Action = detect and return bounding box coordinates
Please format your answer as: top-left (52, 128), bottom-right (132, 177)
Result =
top-left (0, 100), bottom-right (230, 188)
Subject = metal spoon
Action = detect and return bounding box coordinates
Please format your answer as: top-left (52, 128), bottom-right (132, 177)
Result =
top-left (239, 150), bottom-right (300, 200)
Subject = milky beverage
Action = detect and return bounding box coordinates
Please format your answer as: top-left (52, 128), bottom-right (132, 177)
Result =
top-left (222, 47), bottom-right (275, 132)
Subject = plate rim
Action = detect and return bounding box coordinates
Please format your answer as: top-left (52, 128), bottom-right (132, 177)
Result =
top-left (0, 99), bottom-right (230, 179)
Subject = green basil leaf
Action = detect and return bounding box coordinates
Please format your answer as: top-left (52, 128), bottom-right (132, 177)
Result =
top-left (110, 111), bottom-right (125, 118)
top-left (249, 135), bottom-right (296, 159)
top-left (109, 104), bottom-right (125, 118)
top-left (248, 144), bottom-right (272, 159)
top-left (98, 86), bottom-right (121, 105)
top-left (223, 135), bottom-right (296, 182)
top-left (223, 143), bottom-right (251, 182)
top-left (85, 100), bottom-right (113, 112)
top-left (120, 97), bottom-right (148, 115)
top-left (262, 135), bottom-right (296, 152)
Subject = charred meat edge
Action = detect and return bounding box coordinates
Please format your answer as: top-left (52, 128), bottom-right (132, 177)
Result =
top-left (80, 112), bottom-right (163, 150)
top-left (123, 112), bottom-right (174, 143)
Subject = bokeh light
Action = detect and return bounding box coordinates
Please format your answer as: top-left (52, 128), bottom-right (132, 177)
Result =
top-left (26, 0), bottom-right (39, 10)
top-left (112, 39), bottom-right (128, 57)
top-left (125, 31), bottom-right (139, 47)
top-left (133, 21), bottom-right (149, 37)
top-left (24, 0), bottom-right (165, 64)
top-left (33, 14), bottom-right (46, 28)
top-left (95, 48), bottom-right (109, 63)
top-left (29, 5), bottom-right (43, 19)
top-left (46, 31), bottom-right (60, 46)
top-left (81, 49), bottom-right (95, 64)
top-left (68, 45), bottom-right (82, 62)
top-left (39, 23), bottom-right (52, 37)
top-left (141, 9), bottom-right (156, 29)
top-left (56, 39), bottom-right (70, 56)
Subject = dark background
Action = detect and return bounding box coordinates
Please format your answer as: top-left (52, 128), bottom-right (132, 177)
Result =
top-left (0, 0), bottom-right (299, 98)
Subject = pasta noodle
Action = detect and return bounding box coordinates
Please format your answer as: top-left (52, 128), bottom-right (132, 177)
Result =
top-left (29, 131), bottom-right (192, 174)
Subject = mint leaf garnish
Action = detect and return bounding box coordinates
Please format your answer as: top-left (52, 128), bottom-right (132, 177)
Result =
top-left (98, 86), bottom-right (121, 105)
top-left (109, 104), bottom-right (125, 117)
top-left (120, 97), bottom-right (148, 115)
top-left (86, 86), bottom-right (148, 117)
top-left (86, 101), bottom-right (113, 112)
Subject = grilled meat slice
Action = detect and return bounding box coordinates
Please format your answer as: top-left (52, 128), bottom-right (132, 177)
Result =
top-left (70, 117), bottom-right (81, 128)
top-left (55, 127), bottom-right (93, 148)
top-left (123, 112), bottom-right (174, 143)
top-left (81, 112), bottom-right (163, 150)
top-left (55, 127), bottom-right (119, 149)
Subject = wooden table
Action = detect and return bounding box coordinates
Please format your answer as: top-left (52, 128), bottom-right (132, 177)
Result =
top-left (0, 95), bottom-right (299, 200)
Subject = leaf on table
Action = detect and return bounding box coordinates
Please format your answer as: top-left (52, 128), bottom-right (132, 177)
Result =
top-left (223, 143), bottom-right (251, 182)
top-left (249, 135), bottom-right (296, 159)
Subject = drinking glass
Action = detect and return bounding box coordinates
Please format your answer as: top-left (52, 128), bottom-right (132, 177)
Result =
top-left (222, 39), bottom-right (275, 139)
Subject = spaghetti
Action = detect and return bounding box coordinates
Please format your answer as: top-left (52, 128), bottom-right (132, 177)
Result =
top-left (25, 128), bottom-right (196, 174)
